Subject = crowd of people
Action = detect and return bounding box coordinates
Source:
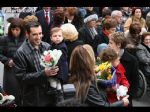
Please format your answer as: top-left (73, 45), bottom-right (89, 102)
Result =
top-left (0, 7), bottom-right (150, 107)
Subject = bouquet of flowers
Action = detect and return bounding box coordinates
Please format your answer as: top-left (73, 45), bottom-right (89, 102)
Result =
top-left (40, 49), bottom-right (62, 92)
top-left (116, 84), bottom-right (128, 100)
top-left (40, 49), bottom-right (62, 68)
top-left (95, 62), bottom-right (117, 88)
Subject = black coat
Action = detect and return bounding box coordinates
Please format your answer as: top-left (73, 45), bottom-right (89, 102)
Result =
top-left (120, 50), bottom-right (139, 106)
top-left (0, 35), bottom-right (25, 105)
top-left (78, 25), bottom-right (101, 55)
top-left (85, 81), bottom-right (124, 107)
top-left (64, 14), bottom-right (84, 31)
top-left (65, 39), bottom-right (84, 66)
top-left (13, 39), bottom-right (56, 106)
top-left (95, 30), bottom-right (109, 45)
top-left (35, 10), bottom-right (53, 43)
top-left (51, 41), bottom-right (68, 83)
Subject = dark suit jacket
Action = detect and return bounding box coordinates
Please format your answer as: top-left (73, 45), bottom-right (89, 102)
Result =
top-left (95, 30), bottom-right (109, 45)
top-left (35, 10), bottom-right (53, 43)
top-left (120, 50), bottom-right (139, 106)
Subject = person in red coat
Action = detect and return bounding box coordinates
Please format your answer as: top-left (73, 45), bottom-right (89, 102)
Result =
top-left (99, 47), bottom-right (130, 103)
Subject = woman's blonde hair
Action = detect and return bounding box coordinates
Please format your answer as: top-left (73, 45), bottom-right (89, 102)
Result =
top-left (60, 23), bottom-right (78, 42)
top-left (69, 44), bottom-right (96, 103)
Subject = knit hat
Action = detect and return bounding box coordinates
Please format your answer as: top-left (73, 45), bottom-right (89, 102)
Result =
top-left (84, 12), bottom-right (98, 24)
top-left (97, 43), bottom-right (108, 55)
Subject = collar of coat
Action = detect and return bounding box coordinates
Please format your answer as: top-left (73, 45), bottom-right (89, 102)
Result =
top-left (121, 50), bottom-right (135, 62)
top-left (21, 38), bottom-right (50, 54)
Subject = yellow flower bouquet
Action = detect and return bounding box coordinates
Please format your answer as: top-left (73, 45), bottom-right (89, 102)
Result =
top-left (96, 62), bottom-right (117, 88)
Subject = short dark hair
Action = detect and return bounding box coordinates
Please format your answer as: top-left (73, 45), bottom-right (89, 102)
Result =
top-left (25, 21), bottom-right (41, 34)
top-left (129, 22), bottom-right (141, 35)
top-left (103, 17), bottom-right (117, 30)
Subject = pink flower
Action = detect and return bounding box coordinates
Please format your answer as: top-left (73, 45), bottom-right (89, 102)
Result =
top-left (44, 54), bottom-right (51, 63)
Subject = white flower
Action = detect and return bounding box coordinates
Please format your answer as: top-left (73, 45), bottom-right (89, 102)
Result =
top-left (116, 85), bottom-right (128, 100)
top-left (43, 51), bottom-right (48, 55)
top-left (0, 93), bottom-right (15, 104)
top-left (40, 49), bottom-right (62, 68)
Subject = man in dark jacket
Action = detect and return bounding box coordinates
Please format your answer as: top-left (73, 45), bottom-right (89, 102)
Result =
top-left (13, 21), bottom-right (59, 106)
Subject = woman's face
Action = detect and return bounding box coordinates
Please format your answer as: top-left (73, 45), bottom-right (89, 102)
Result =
top-left (11, 27), bottom-right (21, 38)
top-left (87, 20), bottom-right (97, 28)
top-left (134, 9), bottom-right (142, 19)
top-left (108, 38), bottom-right (120, 53)
top-left (108, 27), bottom-right (116, 34)
top-left (144, 35), bottom-right (150, 47)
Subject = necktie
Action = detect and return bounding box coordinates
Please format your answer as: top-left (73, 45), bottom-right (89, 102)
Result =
top-left (45, 12), bottom-right (49, 25)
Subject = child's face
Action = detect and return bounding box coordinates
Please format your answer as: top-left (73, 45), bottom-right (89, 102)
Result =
top-left (51, 30), bottom-right (63, 44)
top-left (111, 57), bottom-right (120, 67)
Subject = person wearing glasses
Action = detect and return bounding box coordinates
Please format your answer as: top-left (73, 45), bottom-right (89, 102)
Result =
top-left (136, 32), bottom-right (150, 86)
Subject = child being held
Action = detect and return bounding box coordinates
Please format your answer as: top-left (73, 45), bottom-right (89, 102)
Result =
top-left (99, 47), bottom-right (130, 103)
top-left (47, 27), bottom-right (68, 102)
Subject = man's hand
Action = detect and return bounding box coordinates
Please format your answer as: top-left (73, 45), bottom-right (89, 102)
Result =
top-left (8, 59), bottom-right (14, 67)
top-left (45, 66), bottom-right (59, 77)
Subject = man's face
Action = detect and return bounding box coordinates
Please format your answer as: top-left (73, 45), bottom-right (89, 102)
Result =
top-left (43, 7), bottom-right (50, 12)
top-left (27, 26), bottom-right (43, 48)
top-left (116, 13), bottom-right (122, 24)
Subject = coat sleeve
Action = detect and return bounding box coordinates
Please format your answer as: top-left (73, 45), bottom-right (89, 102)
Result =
top-left (78, 28), bottom-right (86, 43)
top-left (86, 83), bottom-right (124, 107)
top-left (0, 37), bottom-right (11, 65)
top-left (136, 46), bottom-right (150, 64)
top-left (130, 56), bottom-right (139, 96)
top-left (13, 50), bottom-right (48, 85)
